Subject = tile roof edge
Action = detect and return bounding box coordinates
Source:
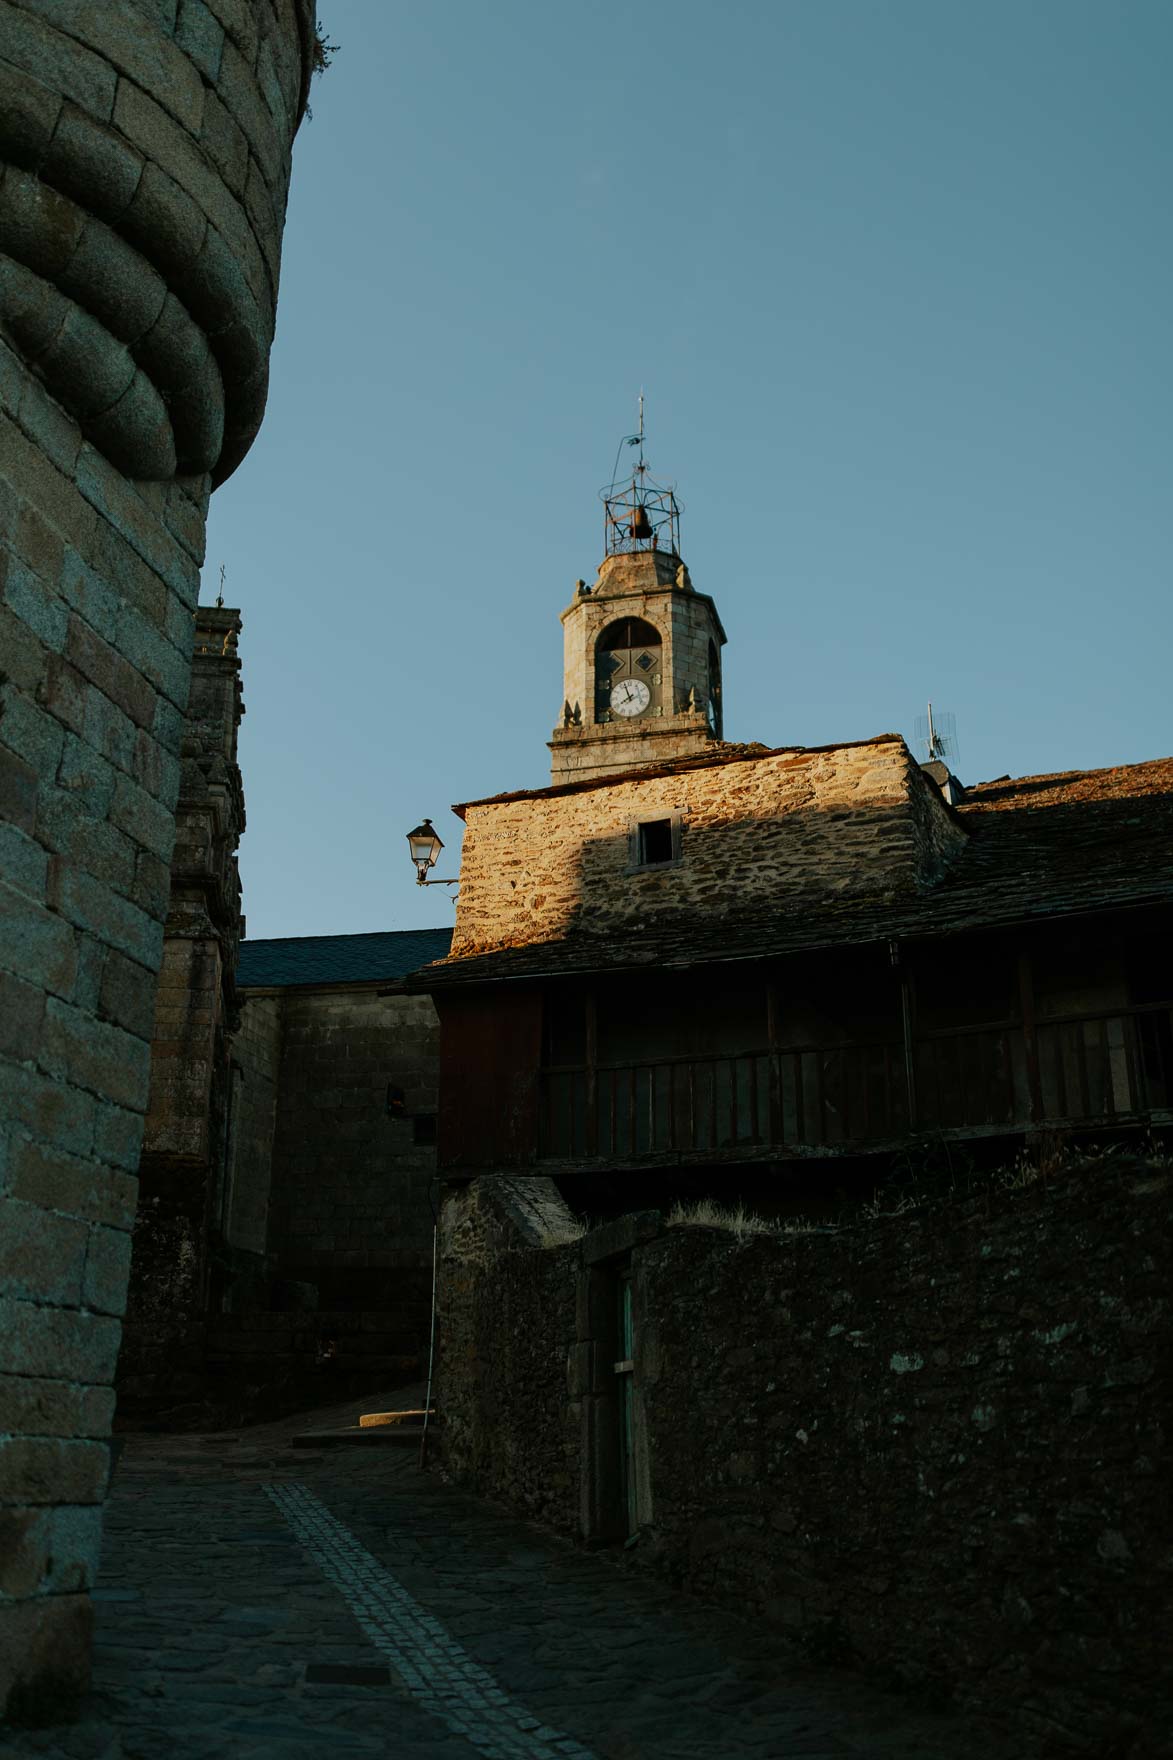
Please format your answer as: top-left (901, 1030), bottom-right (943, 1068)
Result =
top-left (407, 891), bottom-right (1172, 991)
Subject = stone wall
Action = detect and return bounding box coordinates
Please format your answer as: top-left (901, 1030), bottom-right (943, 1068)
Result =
top-left (453, 738), bottom-right (967, 959)
top-left (140, 604), bottom-right (244, 1175)
top-left (437, 1176), bottom-right (581, 1531)
top-left (908, 750), bottom-right (968, 884)
top-left (548, 703), bottom-right (716, 784)
top-left (0, 0), bottom-right (313, 1719)
top-left (265, 986), bottom-right (440, 1357)
top-left (117, 604), bottom-right (246, 1409)
top-left (200, 1307), bottom-right (422, 1412)
top-left (224, 989), bottom-right (280, 1256)
top-left (117, 976), bottom-right (444, 1423)
top-left (436, 1162), bottom-right (1172, 1757)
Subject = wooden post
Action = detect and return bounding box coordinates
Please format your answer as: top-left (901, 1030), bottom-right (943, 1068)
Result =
top-left (1017, 948), bottom-right (1043, 1124)
top-left (585, 990), bottom-right (598, 1156)
top-left (893, 940), bottom-right (918, 1132)
top-left (766, 975), bottom-right (783, 1145)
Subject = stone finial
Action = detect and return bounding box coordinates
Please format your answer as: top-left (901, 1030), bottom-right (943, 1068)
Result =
top-left (688, 686), bottom-right (698, 712)
top-left (572, 702), bottom-right (582, 726)
top-left (576, 578), bottom-right (591, 595)
top-left (563, 700), bottom-right (574, 728)
top-left (676, 562), bottom-right (692, 592)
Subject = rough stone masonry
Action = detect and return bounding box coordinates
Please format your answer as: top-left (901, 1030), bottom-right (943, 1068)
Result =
top-left (0, 0), bottom-right (316, 1721)
top-left (452, 737), bottom-right (966, 959)
top-left (437, 1161), bottom-right (1172, 1758)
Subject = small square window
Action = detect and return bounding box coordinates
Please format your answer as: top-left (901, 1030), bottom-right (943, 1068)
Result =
top-left (413, 1113), bottom-right (437, 1145)
top-left (636, 652), bottom-right (654, 672)
top-left (637, 819), bottom-right (673, 865)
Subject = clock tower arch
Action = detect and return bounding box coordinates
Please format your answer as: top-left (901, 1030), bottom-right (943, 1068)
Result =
top-left (549, 427), bottom-right (727, 782)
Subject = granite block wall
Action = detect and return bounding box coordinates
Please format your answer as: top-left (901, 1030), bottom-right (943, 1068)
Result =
top-left (453, 738), bottom-right (967, 959)
top-left (265, 987), bottom-right (440, 1358)
top-left (201, 1309), bottom-right (423, 1413)
top-left (116, 976), bottom-right (443, 1424)
top-left (0, 0), bottom-right (314, 1719)
top-left (437, 1162), bottom-right (1171, 1758)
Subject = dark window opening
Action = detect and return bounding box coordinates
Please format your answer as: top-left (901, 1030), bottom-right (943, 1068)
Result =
top-left (413, 1113), bottom-right (437, 1145)
top-left (598, 617), bottom-right (660, 652)
top-left (637, 819), bottom-right (673, 866)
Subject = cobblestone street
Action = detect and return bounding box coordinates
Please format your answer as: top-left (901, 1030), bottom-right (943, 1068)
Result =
top-left (8, 1394), bottom-right (995, 1760)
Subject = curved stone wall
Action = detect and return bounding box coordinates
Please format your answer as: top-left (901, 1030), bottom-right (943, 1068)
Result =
top-left (0, 0), bottom-right (315, 1723)
top-left (0, 0), bottom-right (315, 483)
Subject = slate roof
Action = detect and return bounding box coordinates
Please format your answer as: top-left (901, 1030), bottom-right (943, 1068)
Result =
top-left (411, 756), bottom-right (1173, 991)
top-left (238, 928), bottom-right (453, 989)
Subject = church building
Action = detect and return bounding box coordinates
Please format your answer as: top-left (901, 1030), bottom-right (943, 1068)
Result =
top-left (413, 439), bottom-right (1173, 1205)
top-left (118, 435), bottom-right (1173, 1424)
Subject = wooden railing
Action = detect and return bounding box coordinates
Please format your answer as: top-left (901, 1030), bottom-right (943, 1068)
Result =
top-left (537, 1003), bottom-right (1173, 1162)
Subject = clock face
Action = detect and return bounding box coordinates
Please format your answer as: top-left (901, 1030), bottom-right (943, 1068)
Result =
top-left (611, 677), bottom-right (651, 718)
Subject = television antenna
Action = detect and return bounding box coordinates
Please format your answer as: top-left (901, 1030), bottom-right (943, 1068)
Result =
top-left (915, 702), bottom-right (959, 767)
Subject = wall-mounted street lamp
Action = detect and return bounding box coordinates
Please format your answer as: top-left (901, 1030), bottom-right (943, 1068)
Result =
top-left (406, 818), bottom-right (459, 888)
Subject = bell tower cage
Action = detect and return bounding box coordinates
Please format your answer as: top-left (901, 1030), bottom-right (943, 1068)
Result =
top-left (600, 395), bottom-right (682, 557)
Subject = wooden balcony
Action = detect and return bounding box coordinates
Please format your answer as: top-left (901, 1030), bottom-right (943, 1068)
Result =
top-left (537, 1002), bottom-right (1173, 1165)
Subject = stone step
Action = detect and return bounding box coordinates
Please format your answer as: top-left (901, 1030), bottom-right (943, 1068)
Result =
top-left (290, 1413), bottom-right (438, 1449)
top-left (358, 1408), bottom-right (430, 1429)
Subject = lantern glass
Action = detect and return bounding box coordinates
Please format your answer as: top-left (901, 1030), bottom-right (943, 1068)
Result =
top-left (406, 818), bottom-right (444, 876)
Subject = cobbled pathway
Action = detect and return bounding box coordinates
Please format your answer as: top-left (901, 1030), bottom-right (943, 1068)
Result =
top-left (7, 1392), bottom-right (998, 1760)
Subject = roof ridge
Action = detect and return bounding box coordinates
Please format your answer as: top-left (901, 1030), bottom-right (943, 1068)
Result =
top-left (968, 754), bottom-right (1173, 793)
top-left (241, 927), bottom-right (452, 947)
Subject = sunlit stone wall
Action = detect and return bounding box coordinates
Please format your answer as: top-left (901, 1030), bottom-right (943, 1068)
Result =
top-left (452, 738), bottom-right (967, 960)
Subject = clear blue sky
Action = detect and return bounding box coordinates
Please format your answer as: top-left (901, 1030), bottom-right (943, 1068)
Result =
top-left (205, 0), bottom-right (1172, 940)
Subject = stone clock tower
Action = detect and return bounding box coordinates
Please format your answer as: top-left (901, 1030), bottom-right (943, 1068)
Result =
top-left (549, 431), bottom-right (727, 782)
